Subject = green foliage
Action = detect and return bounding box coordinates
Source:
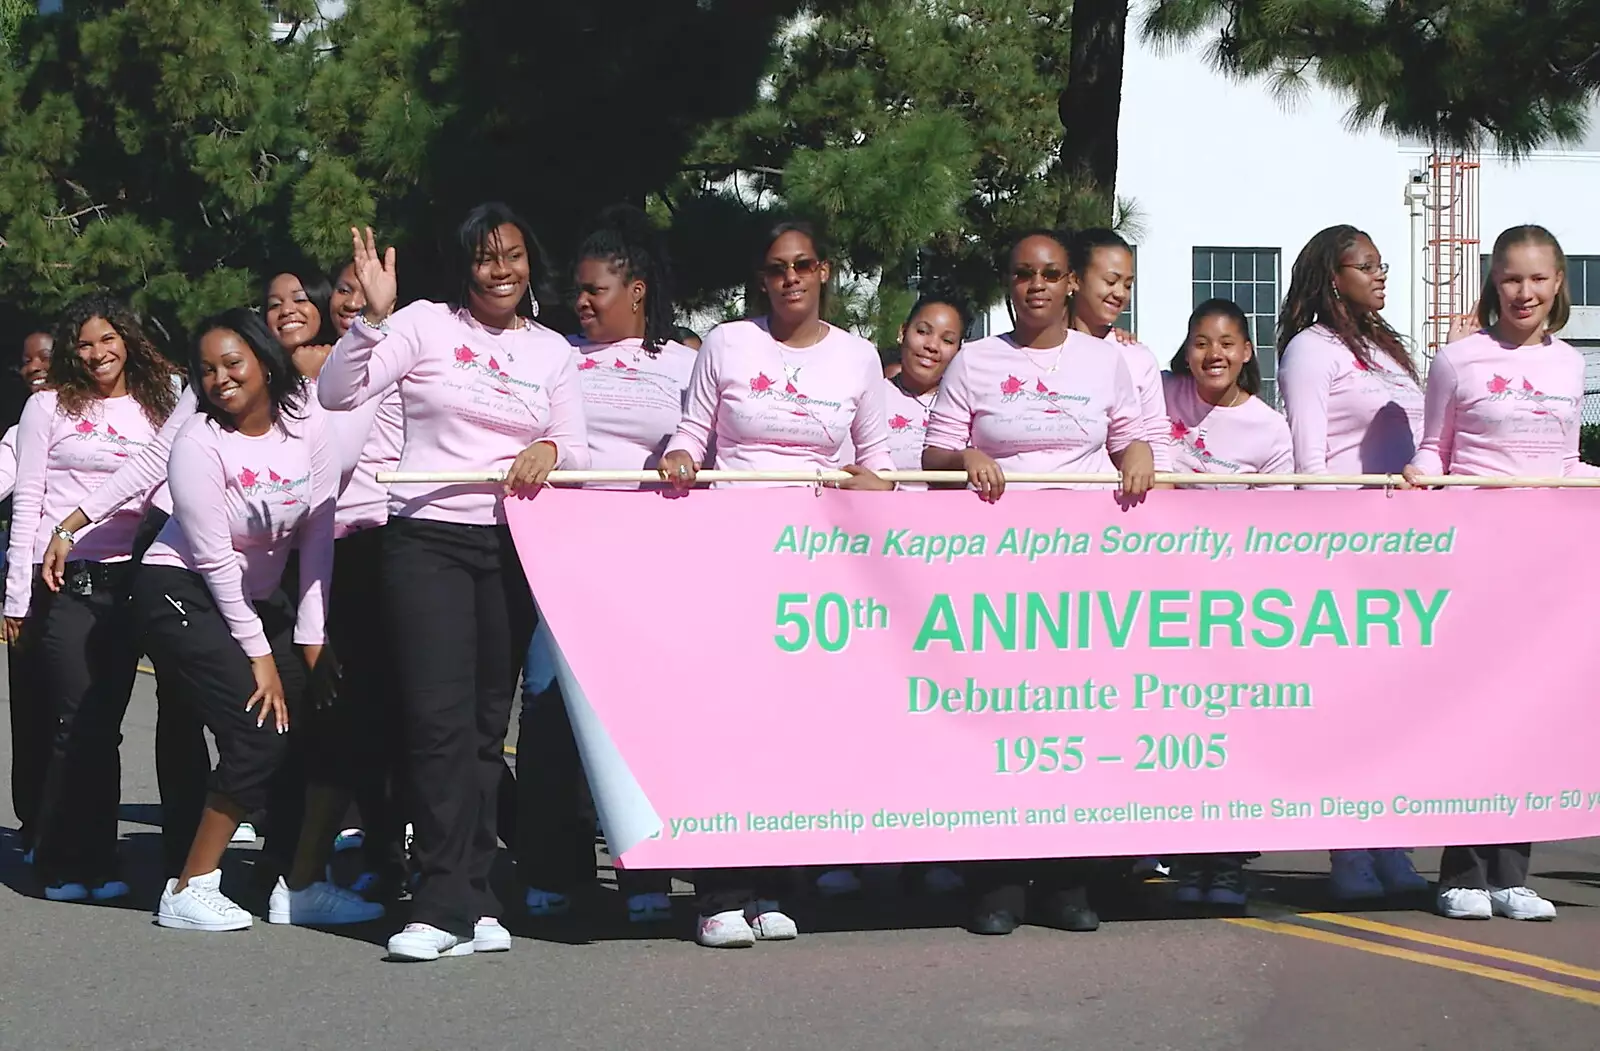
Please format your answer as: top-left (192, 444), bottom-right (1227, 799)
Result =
top-left (0, 0), bottom-right (322, 338)
top-left (1582, 423), bottom-right (1600, 466)
top-left (1142, 0), bottom-right (1600, 156)
top-left (671, 0), bottom-right (1096, 330)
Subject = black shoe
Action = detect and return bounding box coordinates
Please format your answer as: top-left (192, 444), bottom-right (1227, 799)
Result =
top-left (1033, 888), bottom-right (1100, 932)
top-left (968, 909), bottom-right (1020, 935)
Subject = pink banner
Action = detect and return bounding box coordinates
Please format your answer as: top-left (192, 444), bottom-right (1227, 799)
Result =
top-left (507, 488), bottom-right (1600, 869)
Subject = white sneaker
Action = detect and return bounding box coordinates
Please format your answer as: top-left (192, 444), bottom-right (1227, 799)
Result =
top-left (386, 922), bottom-right (475, 961)
top-left (1372, 848), bottom-right (1429, 894)
top-left (1489, 886), bottom-right (1556, 921)
top-left (696, 909), bottom-right (756, 948)
top-left (816, 868), bottom-right (861, 896)
top-left (268, 878), bottom-right (385, 925)
top-left (230, 823), bottom-right (258, 845)
top-left (1328, 850), bottom-right (1385, 900)
top-left (1437, 886), bottom-right (1492, 920)
top-left (158, 870), bottom-right (253, 931)
top-left (746, 899), bottom-right (797, 941)
top-left (473, 917), bottom-right (512, 952)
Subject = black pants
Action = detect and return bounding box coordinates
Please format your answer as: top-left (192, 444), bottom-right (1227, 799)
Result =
top-left (134, 566), bottom-right (307, 817)
top-left (513, 681), bottom-right (669, 898)
top-left (964, 859), bottom-right (1094, 917)
top-left (1438, 844), bottom-right (1531, 891)
top-left (131, 508), bottom-right (212, 878)
top-left (28, 563), bottom-right (141, 884)
top-left (7, 623), bottom-right (46, 851)
top-left (328, 527), bottom-right (407, 883)
top-left (694, 867), bottom-right (793, 914)
top-left (383, 517), bottom-right (533, 939)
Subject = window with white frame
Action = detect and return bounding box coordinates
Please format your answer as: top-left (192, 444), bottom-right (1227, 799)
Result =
top-left (1193, 247), bottom-right (1281, 403)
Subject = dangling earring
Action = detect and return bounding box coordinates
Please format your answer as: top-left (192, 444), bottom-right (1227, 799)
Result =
top-left (1332, 284), bottom-right (1342, 302)
top-left (631, 299), bottom-right (640, 314)
top-left (527, 285), bottom-right (540, 319)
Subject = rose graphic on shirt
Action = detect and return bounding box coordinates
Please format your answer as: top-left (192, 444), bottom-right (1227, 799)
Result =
top-left (239, 465), bottom-right (308, 505)
top-left (577, 356), bottom-right (599, 370)
top-left (1000, 375), bottom-right (1024, 396)
top-left (450, 346), bottom-right (541, 400)
top-left (1485, 374), bottom-right (1571, 419)
top-left (65, 417), bottom-right (143, 457)
top-left (750, 372), bottom-right (775, 393)
top-left (1170, 426), bottom-right (1243, 472)
top-left (890, 414), bottom-right (912, 431)
top-left (1169, 419), bottom-right (1190, 441)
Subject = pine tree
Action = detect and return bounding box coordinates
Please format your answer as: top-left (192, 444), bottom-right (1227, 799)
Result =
top-left (672, 0), bottom-right (1100, 342)
top-left (0, 0), bottom-right (340, 341)
top-left (1141, 0), bottom-right (1600, 155)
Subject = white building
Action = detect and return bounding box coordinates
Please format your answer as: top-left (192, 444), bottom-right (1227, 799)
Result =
top-left (983, 29), bottom-right (1600, 413)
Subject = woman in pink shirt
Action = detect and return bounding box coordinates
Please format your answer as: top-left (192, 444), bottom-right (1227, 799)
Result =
top-left (135, 309), bottom-right (379, 932)
top-left (1277, 225), bottom-right (1430, 903)
top-left (1164, 298), bottom-right (1293, 487)
top-left (515, 206), bottom-right (685, 923)
top-left (882, 293), bottom-right (969, 489)
top-left (2, 296), bottom-right (177, 902)
top-left (658, 219), bottom-right (892, 949)
top-left (1067, 228), bottom-right (1172, 474)
top-left (923, 229), bottom-right (1153, 938)
top-left (320, 203), bottom-right (589, 962)
top-left (659, 219), bottom-right (895, 496)
top-left (923, 228), bottom-right (1154, 503)
top-left (1402, 224), bottom-right (1594, 923)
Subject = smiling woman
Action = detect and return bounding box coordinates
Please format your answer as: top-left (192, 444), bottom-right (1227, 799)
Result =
top-left (1, 294), bottom-right (178, 903)
top-left (318, 202), bottom-right (589, 963)
top-left (132, 308), bottom-right (380, 934)
top-left (262, 269), bottom-right (340, 379)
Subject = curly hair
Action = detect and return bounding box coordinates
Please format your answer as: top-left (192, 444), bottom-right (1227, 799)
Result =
top-left (50, 294), bottom-right (179, 425)
top-left (1278, 225), bottom-right (1417, 381)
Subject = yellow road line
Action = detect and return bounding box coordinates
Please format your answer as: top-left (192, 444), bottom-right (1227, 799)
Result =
top-left (1298, 912), bottom-right (1600, 984)
top-left (1227, 918), bottom-right (1600, 1007)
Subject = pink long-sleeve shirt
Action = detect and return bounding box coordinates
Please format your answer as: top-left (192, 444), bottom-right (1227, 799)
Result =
top-left (0, 426), bottom-right (17, 501)
top-left (142, 409), bottom-right (335, 657)
top-left (1162, 373), bottom-right (1293, 489)
top-left (882, 377), bottom-right (938, 491)
top-left (571, 336), bottom-right (697, 486)
top-left (1409, 329), bottom-right (1600, 479)
top-left (326, 386), bottom-right (404, 537)
top-left (5, 392), bottom-right (162, 617)
top-left (78, 385), bottom-right (198, 522)
top-left (923, 330), bottom-right (1143, 488)
top-left (1107, 334), bottom-right (1173, 471)
top-left (318, 301), bottom-right (589, 524)
top-left (1278, 325), bottom-right (1423, 487)
top-left (665, 318), bottom-right (894, 483)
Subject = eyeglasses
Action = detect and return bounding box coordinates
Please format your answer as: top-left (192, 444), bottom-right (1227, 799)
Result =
top-left (760, 258), bottom-right (823, 279)
top-left (1013, 266), bottom-right (1069, 284)
top-left (1341, 262), bottom-right (1390, 275)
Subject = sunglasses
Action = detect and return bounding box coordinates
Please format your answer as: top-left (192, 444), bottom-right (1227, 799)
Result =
top-left (760, 258), bottom-right (823, 279)
top-left (1013, 266), bottom-right (1068, 284)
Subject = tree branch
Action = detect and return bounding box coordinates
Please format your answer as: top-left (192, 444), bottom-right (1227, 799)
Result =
top-left (45, 203), bottom-right (110, 223)
top-left (678, 162), bottom-right (786, 177)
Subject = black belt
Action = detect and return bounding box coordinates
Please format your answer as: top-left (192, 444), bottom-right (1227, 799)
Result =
top-left (61, 560), bottom-right (132, 597)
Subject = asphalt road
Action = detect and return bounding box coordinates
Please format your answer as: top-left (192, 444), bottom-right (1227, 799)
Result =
top-left (3, 665), bottom-right (1599, 1051)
